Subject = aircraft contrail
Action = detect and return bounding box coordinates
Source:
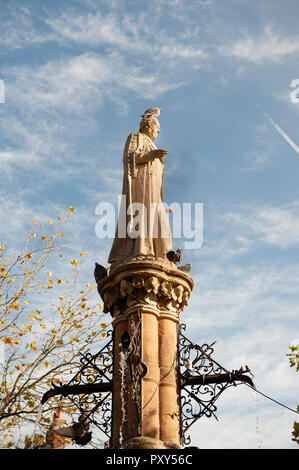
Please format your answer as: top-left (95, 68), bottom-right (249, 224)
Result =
top-left (256, 104), bottom-right (299, 154)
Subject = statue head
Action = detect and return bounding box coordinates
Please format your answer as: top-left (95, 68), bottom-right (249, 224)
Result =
top-left (139, 117), bottom-right (160, 141)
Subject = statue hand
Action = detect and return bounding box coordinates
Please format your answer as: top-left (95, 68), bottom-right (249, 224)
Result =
top-left (153, 149), bottom-right (168, 159)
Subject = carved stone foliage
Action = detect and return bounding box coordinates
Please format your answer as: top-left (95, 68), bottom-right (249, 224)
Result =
top-left (100, 274), bottom-right (191, 316)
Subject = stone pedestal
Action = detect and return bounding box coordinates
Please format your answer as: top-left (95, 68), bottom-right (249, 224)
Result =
top-left (97, 258), bottom-right (193, 449)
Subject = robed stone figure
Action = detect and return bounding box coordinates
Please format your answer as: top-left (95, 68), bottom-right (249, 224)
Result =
top-left (108, 114), bottom-right (172, 267)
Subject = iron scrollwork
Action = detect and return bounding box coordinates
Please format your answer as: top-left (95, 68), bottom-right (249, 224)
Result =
top-left (64, 329), bottom-right (113, 439)
top-left (67, 329), bottom-right (113, 387)
top-left (41, 329), bottom-right (113, 441)
top-left (178, 323), bottom-right (254, 446)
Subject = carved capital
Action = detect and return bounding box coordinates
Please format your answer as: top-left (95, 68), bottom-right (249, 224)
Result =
top-left (97, 259), bottom-right (193, 318)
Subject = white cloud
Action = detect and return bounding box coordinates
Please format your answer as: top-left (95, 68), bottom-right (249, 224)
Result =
top-left (45, 11), bottom-right (133, 49)
top-left (197, 201), bottom-right (299, 262)
top-left (2, 6), bottom-right (209, 73)
top-left (186, 262), bottom-right (299, 334)
top-left (0, 6), bottom-right (55, 49)
top-left (219, 26), bottom-right (299, 63)
top-left (4, 50), bottom-right (187, 118)
top-left (216, 201), bottom-right (299, 249)
top-left (0, 150), bottom-right (37, 165)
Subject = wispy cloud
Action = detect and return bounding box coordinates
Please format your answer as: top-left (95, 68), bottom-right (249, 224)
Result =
top-left (197, 201), bottom-right (299, 263)
top-left (1, 5), bottom-right (209, 67)
top-left (187, 261), bottom-right (299, 331)
top-left (215, 201), bottom-right (299, 249)
top-left (0, 5), bottom-right (56, 49)
top-left (45, 11), bottom-right (136, 49)
top-left (219, 26), bottom-right (299, 63)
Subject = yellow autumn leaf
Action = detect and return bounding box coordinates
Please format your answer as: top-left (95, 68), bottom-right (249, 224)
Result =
top-left (57, 278), bottom-right (62, 284)
top-left (44, 361), bottom-right (50, 368)
top-left (41, 235), bottom-right (45, 240)
top-left (46, 220), bottom-right (52, 224)
top-left (4, 337), bottom-right (13, 346)
top-left (70, 259), bottom-right (78, 266)
top-left (80, 251), bottom-right (87, 256)
top-left (48, 271), bottom-right (52, 278)
top-left (59, 233), bottom-right (64, 237)
top-left (69, 206), bottom-right (76, 212)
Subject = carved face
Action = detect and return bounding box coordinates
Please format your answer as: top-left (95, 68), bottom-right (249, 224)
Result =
top-left (139, 119), bottom-right (160, 141)
top-left (149, 122), bottom-right (160, 141)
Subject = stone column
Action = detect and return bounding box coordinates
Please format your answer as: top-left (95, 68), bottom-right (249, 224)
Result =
top-left (97, 258), bottom-right (193, 449)
top-left (158, 309), bottom-right (180, 445)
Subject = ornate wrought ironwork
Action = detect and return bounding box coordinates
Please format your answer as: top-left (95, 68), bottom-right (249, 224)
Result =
top-left (178, 323), bottom-right (254, 446)
top-left (65, 391), bottom-right (112, 439)
top-left (66, 329), bottom-right (113, 386)
top-left (41, 329), bottom-right (113, 441)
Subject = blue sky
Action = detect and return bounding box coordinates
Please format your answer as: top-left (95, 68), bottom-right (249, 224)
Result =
top-left (0, 0), bottom-right (299, 448)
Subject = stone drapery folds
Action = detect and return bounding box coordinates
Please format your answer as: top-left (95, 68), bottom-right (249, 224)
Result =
top-left (108, 116), bottom-right (172, 267)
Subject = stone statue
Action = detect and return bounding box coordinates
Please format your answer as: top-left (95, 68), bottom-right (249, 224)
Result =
top-left (108, 112), bottom-right (172, 267)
